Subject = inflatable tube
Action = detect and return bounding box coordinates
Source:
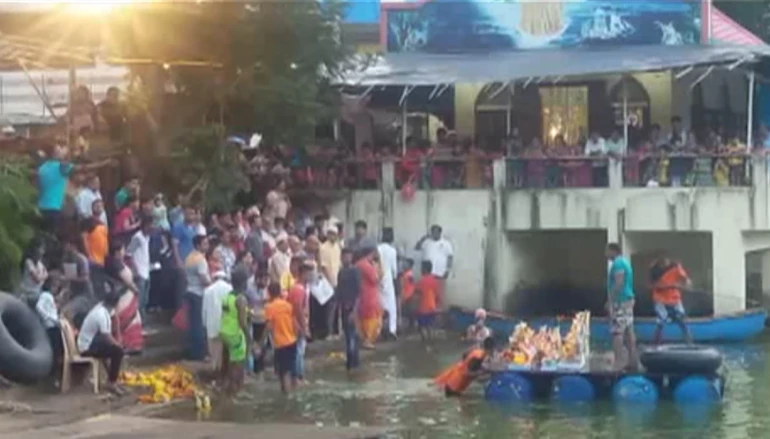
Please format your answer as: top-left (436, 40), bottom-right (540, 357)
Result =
top-left (0, 292), bottom-right (53, 383)
top-left (640, 345), bottom-right (723, 375)
top-left (485, 372), bottom-right (532, 402)
top-left (673, 376), bottom-right (722, 404)
top-left (612, 375), bottom-right (659, 404)
top-left (551, 375), bottom-right (595, 402)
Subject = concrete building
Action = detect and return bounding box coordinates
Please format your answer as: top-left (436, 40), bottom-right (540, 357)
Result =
top-left (333, 0), bottom-right (770, 319)
top-left (330, 158), bottom-right (770, 317)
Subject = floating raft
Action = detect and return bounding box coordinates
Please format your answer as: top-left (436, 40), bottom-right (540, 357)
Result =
top-left (485, 354), bottom-right (726, 404)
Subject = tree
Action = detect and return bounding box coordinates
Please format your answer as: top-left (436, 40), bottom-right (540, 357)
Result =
top-left (0, 155), bottom-right (37, 291)
top-left (170, 125), bottom-right (250, 213)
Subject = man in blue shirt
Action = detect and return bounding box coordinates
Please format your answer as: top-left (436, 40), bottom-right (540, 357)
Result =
top-left (606, 242), bottom-right (639, 371)
top-left (171, 206), bottom-right (199, 263)
top-left (37, 142), bottom-right (111, 236)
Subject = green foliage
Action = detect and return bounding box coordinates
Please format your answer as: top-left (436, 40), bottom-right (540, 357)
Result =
top-left (171, 125), bottom-right (250, 212)
top-left (0, 155), bottom-right (37, 291)
top-left (162, 0), bottom-right (360, 145)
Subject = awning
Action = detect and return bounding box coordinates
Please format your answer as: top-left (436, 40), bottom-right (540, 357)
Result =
top-left (339, 44), bottom-right (770, 86)
top-left (711, 7), bottom-right (765, 46)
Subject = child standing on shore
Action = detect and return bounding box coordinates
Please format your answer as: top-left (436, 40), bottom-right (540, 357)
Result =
top-left (264, 282), bottom-right (299, 394)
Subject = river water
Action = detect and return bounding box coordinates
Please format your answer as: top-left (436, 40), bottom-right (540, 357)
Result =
top-left (155, 335), bottom-right (770, 439)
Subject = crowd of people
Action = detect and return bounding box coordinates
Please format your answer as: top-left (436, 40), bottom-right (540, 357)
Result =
top-left (240, 118), bottom-right (769, 193)
top-left (25, 137), bottom-right (458, 397)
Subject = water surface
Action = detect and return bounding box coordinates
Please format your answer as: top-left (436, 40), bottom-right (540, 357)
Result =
top-left (155, 335), bottom-right (770, 439)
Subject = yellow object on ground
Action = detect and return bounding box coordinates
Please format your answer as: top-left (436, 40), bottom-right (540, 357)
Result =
top-left (120, 365), bottom-right (198, 404)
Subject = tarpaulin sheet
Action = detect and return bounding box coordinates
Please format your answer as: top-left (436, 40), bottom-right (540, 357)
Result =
top-left (339, 44), bottom-right (770, 86)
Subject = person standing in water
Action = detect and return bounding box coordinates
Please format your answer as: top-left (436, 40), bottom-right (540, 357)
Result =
top-left (606, 243), bottom-right (639, 371)
top-left (649, 251), bottom-right (693, 344)
top-left (264, 282), bottom-right (299, 394)
top-left (219, 267), bottom-right (250, 397)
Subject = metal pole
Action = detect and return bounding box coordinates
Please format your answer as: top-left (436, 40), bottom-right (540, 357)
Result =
top-left (401, 95), bottom-right (408, 156)
top-left (622, 76), bottom-right (629, 153)
top-left (747, 71), bottom-right (755, 148)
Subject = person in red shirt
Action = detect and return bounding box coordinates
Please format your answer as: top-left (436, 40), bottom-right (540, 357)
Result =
top-left (414, 260), bottom-right (441, 344)
top-left (287, 263), bottom-right (313, 381)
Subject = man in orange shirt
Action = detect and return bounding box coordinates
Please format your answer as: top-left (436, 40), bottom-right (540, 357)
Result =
top-left (263, 282), bottom-right (299, 394)
top-left (287, 263), bottom-right (313, 381)
top-left (414, 260), bottom-right (441, 344)
top-left (649, 251), bottom-right (693, 344)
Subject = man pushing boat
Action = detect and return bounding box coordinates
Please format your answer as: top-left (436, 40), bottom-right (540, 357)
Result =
top-left (433, 337), bottom-right (497, 397)
top-left (649, 250), bottom-right (693, 344)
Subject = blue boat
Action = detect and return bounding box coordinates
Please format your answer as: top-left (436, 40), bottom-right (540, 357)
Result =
top-left (448, 307), bottom-right (767, 343)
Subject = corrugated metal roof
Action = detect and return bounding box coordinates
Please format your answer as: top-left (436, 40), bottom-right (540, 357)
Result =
top-left (339, 44), bottom-right (770, 86)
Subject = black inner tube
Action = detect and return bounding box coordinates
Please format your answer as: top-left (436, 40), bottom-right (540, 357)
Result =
top-left (1, 308), bottom-right (35, 350)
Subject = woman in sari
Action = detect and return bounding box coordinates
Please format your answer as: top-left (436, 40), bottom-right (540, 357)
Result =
top-left (355, 247), bottom-right (382, 349)
top-left (105, 242), bottom-right (144, 354)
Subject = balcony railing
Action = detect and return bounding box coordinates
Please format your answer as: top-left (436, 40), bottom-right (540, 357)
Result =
top-left (622, 152), bottom-right (752, 188)
top-left (279, 152), bottom-right (760, 191)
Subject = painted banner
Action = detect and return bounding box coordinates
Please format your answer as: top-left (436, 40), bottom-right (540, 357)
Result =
top-left (383, 0), bottom-right (703, 52)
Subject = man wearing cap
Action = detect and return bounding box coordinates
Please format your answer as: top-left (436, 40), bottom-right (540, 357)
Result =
top-left (319, 225), bottom-right (343, 338)
top-left (268, 233), bottom-right (291, 284)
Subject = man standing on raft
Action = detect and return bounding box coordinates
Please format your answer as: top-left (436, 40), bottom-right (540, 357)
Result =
top-left (606, 243), bottom-right (639, 371)
top-left (649, 250), bottom-right (693, 344)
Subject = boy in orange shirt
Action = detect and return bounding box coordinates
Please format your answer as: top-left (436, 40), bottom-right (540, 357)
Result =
top-left (263, 282), bottom-right (299, 394)
top-left (414, 260), bottom-right (441, 344)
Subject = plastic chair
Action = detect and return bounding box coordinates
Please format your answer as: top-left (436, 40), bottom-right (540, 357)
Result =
top-left (59, 318), bottom-right (101, 393)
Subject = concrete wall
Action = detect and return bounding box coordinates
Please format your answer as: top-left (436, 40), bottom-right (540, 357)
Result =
top-left (332, 159), bottom-right (770, 315)
top-left (329, 189), bottom-right (491, 310)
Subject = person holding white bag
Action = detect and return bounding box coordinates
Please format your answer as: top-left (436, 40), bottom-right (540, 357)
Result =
top-left (378, 228), bottom-right (399, 339)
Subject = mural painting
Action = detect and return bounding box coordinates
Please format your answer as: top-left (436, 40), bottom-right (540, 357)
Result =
top-left (383, 0), bottom-right (703, 53)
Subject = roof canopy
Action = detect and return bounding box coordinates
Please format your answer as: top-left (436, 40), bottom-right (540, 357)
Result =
top-left (339, 44), bottom-right (770, 86)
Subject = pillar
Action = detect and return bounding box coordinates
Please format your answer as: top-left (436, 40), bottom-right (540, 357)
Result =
top-left (712, 230), bottom-right (746, 314)
top-left (761, 250), bottom-right (770, 307)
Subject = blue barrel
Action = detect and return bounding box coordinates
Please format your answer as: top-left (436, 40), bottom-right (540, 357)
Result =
top-left (612, 375), bottom-right (659, 404)
top-left (673, 376), bottom-right (722, 404)
top-left (485, 372), bottom-right (532, 402)
top-left (551, 375), bottom-right (596, 402)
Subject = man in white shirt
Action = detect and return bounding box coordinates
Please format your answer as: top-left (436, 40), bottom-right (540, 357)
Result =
top-left (127, 217), bottom-right (153, 319)
top-left (77, 293), bottom-right (124, 395)
top-left (201, 270), bottom-right (233, 373)
top-left (415, 225), bottom-right (454, 302)
top-left (584, 131), bottom-right (607, 156)
top-left (378, 227), bottom-right (399, 338)
top-left (584, 131), bottom-right (608, 187)
top-left (75, 174), bottom-right (108, 226)
top-left (268, 234), bottom-right (291, 284)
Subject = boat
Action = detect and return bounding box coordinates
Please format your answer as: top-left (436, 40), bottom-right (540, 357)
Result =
top-left (447, 306), bottom-right (767, 343)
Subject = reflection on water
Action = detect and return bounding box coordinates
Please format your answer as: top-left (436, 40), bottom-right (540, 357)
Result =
top-left (155, 335), bottom-right (770, 439)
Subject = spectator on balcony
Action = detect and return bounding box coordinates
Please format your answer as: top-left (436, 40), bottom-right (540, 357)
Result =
top-left (464, 139), bottom-right (485, 189)
top-left (605, 128), bottom-right (626, 158)
top-left (692, 141), bottom-right (715, 187)
top-left (70, 86), bottom-right (97, 135)
top-left (400, 137), bottom-right (422, 187)
top-left (666, 116), bottom-right (688, 149)
top-left (726, 138), bottom-right (748, 186)
top-left (98, 87), bottom-right (127, 142)
top-left (523, 138), bottom-right (546, 188)
top-left (584, 131), bottom-right (608, 187)
top-left (505, 128), bottom-right (524, 157)
top-left (359, 142), bottom-right (379, 189)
